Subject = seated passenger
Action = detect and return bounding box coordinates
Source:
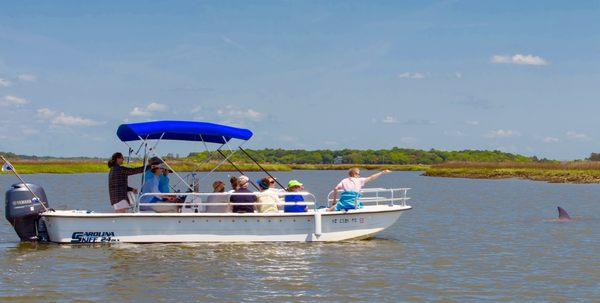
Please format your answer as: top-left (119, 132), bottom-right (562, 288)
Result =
top-left (205, 180), bottom-right (231, 213)
top-left (160, 167), bottom-right (171, 193)
top-left (145, 157), bottom-right (170, 193)
top-left (256, 177), bottom-right (280, 213)
top-left (228, 176), bottom-right (239, 193)
top-left (329, 168), bottom-right (391, 211)
top-left (284, 180), bottom-right (307, 213)
top-left (140, 164), bottom-right (178, 212)
top-left (230, 176), bottom-right (256, 213)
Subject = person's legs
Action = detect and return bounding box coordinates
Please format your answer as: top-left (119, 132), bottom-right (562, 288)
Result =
top-left (112, 200), bottom-right (130, 213)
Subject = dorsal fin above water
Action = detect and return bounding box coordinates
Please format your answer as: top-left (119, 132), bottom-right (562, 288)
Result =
top-left (557, 206), bottom-right (571, 220)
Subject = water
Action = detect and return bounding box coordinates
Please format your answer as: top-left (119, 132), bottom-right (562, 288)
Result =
top-left (0, 170), bottom-right (598, 302)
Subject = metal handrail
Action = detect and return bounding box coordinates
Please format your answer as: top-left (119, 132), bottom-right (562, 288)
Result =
top-left (327, 187), bottom-right (411, 207)
top-left (137, 191), bottom-right (317, 209)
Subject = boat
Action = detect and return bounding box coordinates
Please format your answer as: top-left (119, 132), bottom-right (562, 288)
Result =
top-left (4, 120), bottom-right (412, 243)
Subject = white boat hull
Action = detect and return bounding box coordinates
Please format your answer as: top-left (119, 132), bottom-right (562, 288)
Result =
top-left (42, 205), bottom-right (411, 243)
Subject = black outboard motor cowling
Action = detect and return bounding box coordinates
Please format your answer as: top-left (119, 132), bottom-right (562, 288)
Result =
top-left (5, 183), bottom-right (49, 241)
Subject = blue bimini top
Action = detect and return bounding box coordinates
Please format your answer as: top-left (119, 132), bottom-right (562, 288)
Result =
top-left (116, 120), bottom-right (253, 144)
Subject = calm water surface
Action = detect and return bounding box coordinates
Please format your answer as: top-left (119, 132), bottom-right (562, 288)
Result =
top-left (0, 170), bottom-right (598, 302)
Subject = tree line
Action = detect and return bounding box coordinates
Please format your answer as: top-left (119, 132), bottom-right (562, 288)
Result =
top-left (188, 148), bottom-right (542, 165)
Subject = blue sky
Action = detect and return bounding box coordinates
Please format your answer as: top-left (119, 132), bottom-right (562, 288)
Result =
top-left (0, 1), bottom-right (598, 159)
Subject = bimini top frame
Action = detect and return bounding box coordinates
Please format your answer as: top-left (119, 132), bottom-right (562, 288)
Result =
top-left (115, 120), bottom-right (254, 212)
top-left (116, 120), bottom-right (253, 144)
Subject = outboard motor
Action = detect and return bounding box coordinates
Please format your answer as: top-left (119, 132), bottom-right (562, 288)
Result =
top-left (5, 183), bottom-right (50, 241)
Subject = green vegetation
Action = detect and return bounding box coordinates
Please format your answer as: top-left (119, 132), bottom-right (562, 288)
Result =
top-left (189, 148), bottom-right (538, 165)
top-left (424, 161), bottom-right (600, 184)
top-left (3, 149), bottom-right (600, 184)
top-left (1, 161), bottom-right (292, 174)
top-left (588, 153), bottom-right (600, 161)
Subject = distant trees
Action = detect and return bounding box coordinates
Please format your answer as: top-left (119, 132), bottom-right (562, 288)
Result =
top-left (588, 153), bottom-right (600, 161)
top-left (187, 148), bottom-right (538, 165)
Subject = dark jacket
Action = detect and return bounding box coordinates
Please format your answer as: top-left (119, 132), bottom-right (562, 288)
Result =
top-left (230, 187), bottom-right (256, 213)
top-left (108, 165), bottom-right (145, 205)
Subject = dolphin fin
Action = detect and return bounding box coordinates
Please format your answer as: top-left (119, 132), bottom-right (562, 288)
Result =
top-left (557, 206), bottom-right (571, 220)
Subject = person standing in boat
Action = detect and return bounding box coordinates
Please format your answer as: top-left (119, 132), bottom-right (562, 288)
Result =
top-left (329, 168), bottom-right (391, 211)
top-left (107, 152), bottom-right (145, 213)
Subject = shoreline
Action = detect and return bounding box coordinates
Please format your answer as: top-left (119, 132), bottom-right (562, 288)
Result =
top-left (2, 161), bottom-right (600, 184)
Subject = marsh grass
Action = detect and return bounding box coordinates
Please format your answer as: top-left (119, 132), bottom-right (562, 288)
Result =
top-left (4, 160), bottom-right (600, 183)
top-left (433, 161), bottom-right (600, 170)
top-left (425, 161), bottom-right (600, 183)
top-left (1, 161), bottom-right (423, 175)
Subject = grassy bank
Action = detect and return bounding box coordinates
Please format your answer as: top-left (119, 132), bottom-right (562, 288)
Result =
top-left (2, 161), bottom-right (425, 174)
top-left (3, 160), bottom-right (600, 184)
top-left (0, 161), bottom-right (292, 174)
top-left (423, 162), bottom-right (600, 184)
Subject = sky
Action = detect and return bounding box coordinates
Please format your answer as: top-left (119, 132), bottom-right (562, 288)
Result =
top-left (0, 1), bottom-right (598, 159)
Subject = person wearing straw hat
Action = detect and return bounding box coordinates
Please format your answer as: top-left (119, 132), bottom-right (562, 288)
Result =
top-left (284, 179), bottom-right (307, 213)
top-left (204, 180), bottom-right (231, 213)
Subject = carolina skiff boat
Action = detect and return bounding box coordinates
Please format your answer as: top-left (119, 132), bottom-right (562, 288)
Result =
top-left (4, 121), bottom-right (412, 243)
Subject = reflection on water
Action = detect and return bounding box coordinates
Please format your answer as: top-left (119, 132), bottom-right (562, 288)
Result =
top-left (1, 171), bottom-right (599, 302)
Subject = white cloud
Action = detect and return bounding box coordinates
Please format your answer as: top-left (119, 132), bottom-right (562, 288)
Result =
top-left (52, 113), bottom-right (101, 126)
top-left (130, 107), bottom-right (151, 117)
top-left (542, 136), bottom-right (560, 143)
top-left (18, 74), bottom-right (37, 82)
top-left (129, 102), bottom-right (169, 117)
top-left (37, 108), bottom-right (56, 119)
top-left (484, 129), bottom-right (521, 139)
top-left (146, 102), bottom-right (168, 112)
top-left (381, 116), bottom-right (398, 124)
top-left (1, 95), bottom-right (29, 107)
top-left (217, 105), bottom-right (264, 122)
top-left (491, 54), bottom-right (549, 66)
top-left (36, 107), bottom-right (100, 127)
top-left (0, 78), bottom-right (11, 87)
top-left (465, 120), bottom-right (479, 126)
top-left (455, 72), bottom-right (462, 79)
top-left (566, 131), bottom-right (590, 141)
top-left (398, 72), bottom-right (425, 79)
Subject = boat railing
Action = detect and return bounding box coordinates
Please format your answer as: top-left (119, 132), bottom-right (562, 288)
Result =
top-left (136, 191), bottom-right (317, 211)
top-left (326, 187), bottom-right (410, 207)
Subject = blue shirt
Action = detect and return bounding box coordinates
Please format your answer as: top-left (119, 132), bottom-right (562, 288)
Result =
top-left (144, 170), bottom-right (170, 193)
top-left (284, 194), bottom-right (307, 213)
top-left (140, 175), bottom-right (162, 203)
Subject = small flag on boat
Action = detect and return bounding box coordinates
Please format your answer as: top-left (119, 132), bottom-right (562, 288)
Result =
top-left (2, 162), bottom-right (14, 172)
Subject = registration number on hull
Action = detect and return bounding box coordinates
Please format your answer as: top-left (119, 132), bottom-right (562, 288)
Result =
top-left (70, 232), bottom-right (119, 243)
top-left (331, 217), bottom-right (365, 224)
